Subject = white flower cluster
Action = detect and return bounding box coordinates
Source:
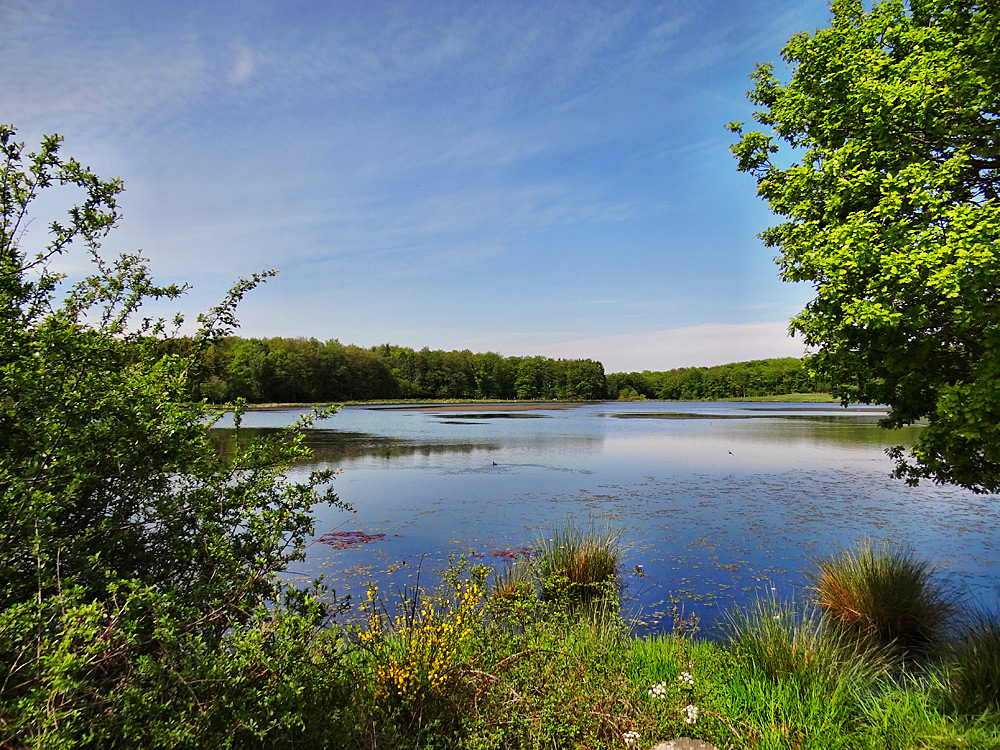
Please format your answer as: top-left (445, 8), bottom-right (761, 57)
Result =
top-left (683, 703), bottom-right (699, 725)
top-left (622, 730), bottom-right (640, 746)
top-left (647, 681), bottom-right (668, 699)
top-left (678, 670), bottom-right (694, 687)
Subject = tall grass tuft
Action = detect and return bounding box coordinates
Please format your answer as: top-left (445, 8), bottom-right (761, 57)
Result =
top-left (535, 522), bottom-right (622, 606)
top-left (489, 560), bottom-right (538, 627)
top-left (724, 596), bottom-right (887, 687)
top-left (943, 609), bottom-right (1000, 716)
top-left (809, 539), bottom-right (955, 659)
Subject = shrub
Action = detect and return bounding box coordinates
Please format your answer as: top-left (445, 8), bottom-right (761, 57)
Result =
top-left (358, 565), bottom-right (487, 708)
top-left (0, 124), bottom-right (350, 748)
top-left (809, 539), bottom-right (955, 658)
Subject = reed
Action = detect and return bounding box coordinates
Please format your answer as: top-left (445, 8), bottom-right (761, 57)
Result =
top-left (724, 595), bottom-right (888, 687)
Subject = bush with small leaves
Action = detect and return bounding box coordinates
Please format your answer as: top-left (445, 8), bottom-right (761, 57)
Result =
top-left (0, 124), bottom-right (351, 749)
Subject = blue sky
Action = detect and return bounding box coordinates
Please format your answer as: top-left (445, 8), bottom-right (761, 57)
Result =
top-left (1, 1), bottom-right (834, 372)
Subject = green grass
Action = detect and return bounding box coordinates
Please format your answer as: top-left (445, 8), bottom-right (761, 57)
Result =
top-left (322, 536), bottom-right (1000, 749)
top-left (943, 610), bottom-right (1000, 715)
top-left (724, 596), bottom-right (890, 687)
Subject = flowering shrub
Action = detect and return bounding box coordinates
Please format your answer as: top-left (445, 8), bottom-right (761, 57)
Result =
top-left (359, 569), bottom-right (485, 706)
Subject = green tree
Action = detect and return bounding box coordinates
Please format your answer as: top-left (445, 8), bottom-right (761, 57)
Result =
top-left (472, 351), bottom-right (515, 399)
top-left (729, 0), bottom-right (1000, 492)
top-left (515, 356), bottom-right (549, 400)
top-left (0, 126), bottom-right (350, 746)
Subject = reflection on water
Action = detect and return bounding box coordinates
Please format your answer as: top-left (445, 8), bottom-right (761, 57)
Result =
top-left (608, 411), bottom-right (891, 425)
top-left (211, 401), bottom-right (1000, 634)
top-left (211, 428), bottom-right (512, 464)
top-left (433, 413), bottom-right (553, 420)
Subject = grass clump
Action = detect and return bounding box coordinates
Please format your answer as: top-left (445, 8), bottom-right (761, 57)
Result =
top-left (536, 522), bottom-right (622, 606)
top-left (942, 609), bottom-right (1000, 715)
top-left (724, 595), bottom-right (888, 688)
top-left (809, 539), bottom-right (955, 658)
top-left (489, 560), bottom-right (537, 627)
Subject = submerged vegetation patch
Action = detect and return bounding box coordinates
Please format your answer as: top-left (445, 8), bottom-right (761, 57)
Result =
top-left (490, 545), bottom-right (536, 561)
top-left (318, 530), bottom-right (388, 549)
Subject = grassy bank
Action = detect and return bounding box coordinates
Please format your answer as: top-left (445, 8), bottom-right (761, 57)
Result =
top-left (726, 392), bottom-right (836, 403)
top-left (314, 531), bottom-right (1000, 750)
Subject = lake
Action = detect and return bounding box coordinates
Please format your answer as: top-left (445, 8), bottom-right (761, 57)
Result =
top-left (212, 401), bottom-right (1000, 634)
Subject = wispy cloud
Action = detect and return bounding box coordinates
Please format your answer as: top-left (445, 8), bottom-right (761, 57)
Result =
top-left (228, 45), bottom-right (256, 85)
top-left (1, 0), bottom-right (833, 367)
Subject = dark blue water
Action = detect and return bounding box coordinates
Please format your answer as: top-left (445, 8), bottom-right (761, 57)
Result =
top-left (212, 401), bottom-right (1000, 634)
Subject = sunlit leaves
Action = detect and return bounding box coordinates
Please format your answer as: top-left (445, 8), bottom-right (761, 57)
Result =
top-left (730, 1), bottom-right (1000, 491)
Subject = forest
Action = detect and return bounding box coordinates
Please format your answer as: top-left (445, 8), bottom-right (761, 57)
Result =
top-left (605, 357), bottom-right (827, 401)
top-left (154, 336), bottom-right (823, 403)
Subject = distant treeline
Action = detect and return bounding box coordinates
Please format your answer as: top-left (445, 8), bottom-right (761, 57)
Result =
top-left (606, 358), bottom-right (827, 400)
top-left (155, 337), bottom-right (608, 403)
top-left (154, 336), bottom-right (823, 404)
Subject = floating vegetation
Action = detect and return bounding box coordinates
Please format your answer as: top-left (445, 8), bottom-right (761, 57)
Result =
top-left (318, 530), bottom-right (388, 549)
top-left (491, 545), bottom-right (536, 561)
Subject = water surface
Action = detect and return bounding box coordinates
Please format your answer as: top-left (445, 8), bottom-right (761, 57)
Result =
top-left (212, 401), bottom-right (1000, 633)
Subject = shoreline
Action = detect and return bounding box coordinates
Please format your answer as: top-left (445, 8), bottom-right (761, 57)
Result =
top-left (224, 394), bottom-right (839, 411)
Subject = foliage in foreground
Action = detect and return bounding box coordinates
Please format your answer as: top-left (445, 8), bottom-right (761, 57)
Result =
top-left (729, 0), bottom-right (1000, 493)
top-left (944, 612), bottom-right (1000, 717)
top-left (0, 125), bottom-right (351, 747)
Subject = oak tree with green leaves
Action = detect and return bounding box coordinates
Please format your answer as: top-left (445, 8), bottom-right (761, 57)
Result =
top-left (0, 125), bottom-right (352, 747)
top-left (729, 0), bottom-right (1000, 492)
